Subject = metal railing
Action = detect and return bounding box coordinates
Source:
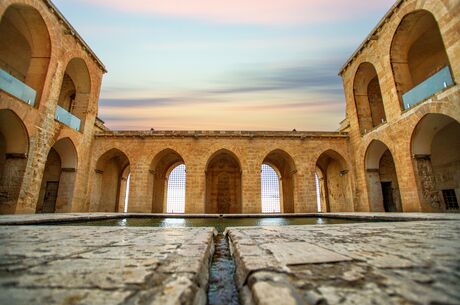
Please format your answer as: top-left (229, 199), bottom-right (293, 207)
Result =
top-left (55, 105), bottom-right (81, 131)
top-left (0, 68), bottom-right (36, 106)
top-left (402, 66), bottom-right (454, 110)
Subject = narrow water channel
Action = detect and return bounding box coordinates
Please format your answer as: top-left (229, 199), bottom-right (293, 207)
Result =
top-left (207, 233), bottom-right (240, 305)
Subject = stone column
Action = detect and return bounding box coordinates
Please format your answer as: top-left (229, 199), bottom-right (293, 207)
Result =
top-left (89, 170), bottom-right (103, 212)
top-left (302, 166), bottom-right (318, 213)
top-left (128, 159), bottom-right (150, 213)
top-left (365, 169), bottom-right (384, 212)
top-left (412, 154), bottom-right (441, 211)
top-left (55, 168), bottom-right (76, 212)
top-left (242, 167), bottom-right (261, 214)
top-left (185, 164), bottom-right (206, 213)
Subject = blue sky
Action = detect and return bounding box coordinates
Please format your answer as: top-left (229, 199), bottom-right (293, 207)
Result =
top-left (53, 0), bottom-right (394, 131)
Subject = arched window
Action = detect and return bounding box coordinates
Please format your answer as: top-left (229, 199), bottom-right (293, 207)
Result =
top-left (261, 164), bottom-right (281, 213)
top-left (166, 164), bottom-right (186, 213)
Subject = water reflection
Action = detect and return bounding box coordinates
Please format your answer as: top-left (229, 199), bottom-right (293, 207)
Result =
top-left (67, 216), bottom-right (371, 233)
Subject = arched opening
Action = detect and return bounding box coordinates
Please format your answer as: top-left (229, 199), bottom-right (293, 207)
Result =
top-left (353, 62), bottom-right (386, 134)
top-left (315, 150), bottom-right (353, 212)
top-left (261, 150), bottom-right (296, 213)
top-left (0, 4), bottom-right (51, 106)
top-left (91, 148), bottom-right (130, 212)
top-left (0, 109), bottom-right (28, 214)
top-left (150, 149), bottom-right (185, 213)
top-left (411, 114), bottom-right (460, 211)
top-left (261, 164), bottom-right (281, 213)
top-left (36, 138), bottom-right (78, 213)
top-left (390, 10), bottom-right (453, 110)
top-left (365, 140), bottom-right (402, 212)
top-left (205, 149), bottom-right (242, 214)
top-left (166, 164), bottom-right (186, 213)
top-left (55, 58), bottom-right (91, 132)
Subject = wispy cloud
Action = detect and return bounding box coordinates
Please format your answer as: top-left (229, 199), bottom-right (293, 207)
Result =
top-left (77, 0), bottom-right (394, 25)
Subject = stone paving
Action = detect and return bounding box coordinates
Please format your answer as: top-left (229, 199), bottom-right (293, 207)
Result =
top-left (0, 226), bottom-right (215, 305)
top-left (227, 220), bottom-right (460, 305)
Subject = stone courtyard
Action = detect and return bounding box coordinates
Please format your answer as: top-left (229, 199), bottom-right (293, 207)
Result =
top-left (0, 213), bottom-right (459, 305)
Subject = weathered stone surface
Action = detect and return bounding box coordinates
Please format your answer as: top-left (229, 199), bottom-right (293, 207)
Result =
top-left (0, 225), bottom-right (214, 305)
top-left (228, 220), bottom-right (460, 305)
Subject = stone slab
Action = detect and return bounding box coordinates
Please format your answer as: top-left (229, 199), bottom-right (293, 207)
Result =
top-left (227, 220), bottom-right (460, 305)
top-left (262, 242), bottom-right (352, 266)
top-left (0, 225), bottom-right (214, 305)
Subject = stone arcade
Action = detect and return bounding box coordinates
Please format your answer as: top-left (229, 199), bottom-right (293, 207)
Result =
top-left (0, 0), bottom-right (459, 215)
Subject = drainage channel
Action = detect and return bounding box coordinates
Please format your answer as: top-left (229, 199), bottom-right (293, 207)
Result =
top-left (207, 233), bottom-right (240, 305)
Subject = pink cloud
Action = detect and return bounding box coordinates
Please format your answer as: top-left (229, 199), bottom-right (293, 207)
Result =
top-left (80, 0), bottom-right (394, 24)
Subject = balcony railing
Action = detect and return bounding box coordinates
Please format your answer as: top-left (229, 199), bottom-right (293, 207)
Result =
top-left (55, 105), bottom-right (81, 131)
top-left (0, 68), bottom-right (36, 106)
top-left (402, 66), bottom-right (454, 110)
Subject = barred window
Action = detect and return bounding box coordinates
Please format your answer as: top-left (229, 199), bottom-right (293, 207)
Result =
top-left (442, 189), bottom-right (459, 210)
top-left (261, 164), bottom-right (281, 213)
top-left (166, 164), bottom-right (186, 213)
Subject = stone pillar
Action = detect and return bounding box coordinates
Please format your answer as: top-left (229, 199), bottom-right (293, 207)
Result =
top-left (185, 165), bottom-right (205, 213)
top-left (117, 176), bottom-right (128, 213)
top-left (128, 159), bottom-right (150, 213)
top-left (413, 154), bottom-right (442, 211)
top-left (55, 168), bottom-right (76, 212)
top-left (365, 169), bottom-right (384, 212)
top-left (89, 170), bottom-right (103, 212)
top-left (242, 167), bottom-right (261, 214)
top-left (16, 62), bottom-right (65, 213)
top-left (0, 154), bottom-right (27, 214)
top-left (303, 166), bottom-right (318, 213)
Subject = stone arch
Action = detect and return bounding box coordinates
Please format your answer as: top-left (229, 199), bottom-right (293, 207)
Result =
top-left (262, 149), bottom-right (296, 213)
top-left (205, 149), bottom-right (242, 214)
top-left (0, 3), bottom-right (51, 106)
top-left (36, 137), bottom-right (78, 213)
top-left (150, 149), bottom-right (185, 213)
top-left (315, 149), bottom-right (353, 212)
top-left (364, 140), bottom-right (402, 212)
top-left (56, 58), bottom-right (91, 132)
top-left (91, 148), bottom-right (130, 212)
top-left (390, 9), bottom-right (453, 110)
top-left (411, 113), bottom-right (460, 211)
top-left (353, 62), bottom-right (386, 134)
top-left (0, 109), bottom-right (29, 214)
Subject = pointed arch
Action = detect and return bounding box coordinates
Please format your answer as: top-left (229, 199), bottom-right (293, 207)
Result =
top-left (261, 149), bottom-right (296, 213)
top-left (364, 140), bottom-right (402, 212)
top-left (150, 148), bottom-right (185, 213)
top-left (353, 62), bottom-right (386, 133)
top-left (37, 137), bottom-right (78, 213)
top-left (315, 149), bottom-right (352, 212)
top-left (205, 149), bottom-right (242, 214)
top-left (91, 148), bottom-right (130, 212)
top-left (411, 113), bottom-right (460, 211)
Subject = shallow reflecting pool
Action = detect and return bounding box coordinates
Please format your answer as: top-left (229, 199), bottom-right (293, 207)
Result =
top-left (61, 217), bottom-right (378, 232)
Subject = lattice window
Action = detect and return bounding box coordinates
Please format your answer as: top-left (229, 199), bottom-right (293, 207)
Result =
top-left (315, 173), bottom-right (321, 212)
top-left (166, 164), bottom-right (186, 213)
top-left (261, 164), bottom-right (281, 213)
top-left (442, 189), bottom-right (459, 210)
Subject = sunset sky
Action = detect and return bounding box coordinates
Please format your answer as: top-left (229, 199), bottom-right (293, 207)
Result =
top-left (53, 0), bottom-right (395, 131)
